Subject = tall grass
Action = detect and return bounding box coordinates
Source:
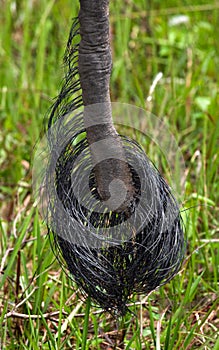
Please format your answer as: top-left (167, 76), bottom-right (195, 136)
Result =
top-left (0, 0), bottom-right (218, 349)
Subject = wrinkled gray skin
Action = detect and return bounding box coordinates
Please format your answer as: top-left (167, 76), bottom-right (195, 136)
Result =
top-left (78, 0), bottom-right (136, 212)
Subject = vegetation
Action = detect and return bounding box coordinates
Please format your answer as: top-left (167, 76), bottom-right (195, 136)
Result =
top-left (0, 0), bottom-right (218, 349)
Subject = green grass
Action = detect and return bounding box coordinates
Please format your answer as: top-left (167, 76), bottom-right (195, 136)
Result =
top-left (0, 0), bottom-right (218, 349)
